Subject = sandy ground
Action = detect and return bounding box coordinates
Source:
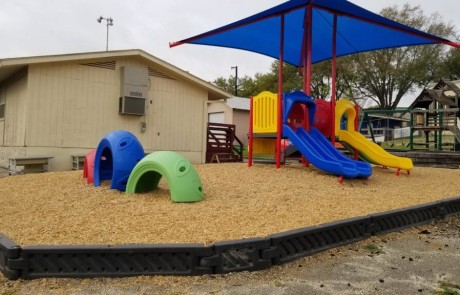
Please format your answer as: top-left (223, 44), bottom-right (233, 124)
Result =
top-left (0, 163), bottom-right (459, 246)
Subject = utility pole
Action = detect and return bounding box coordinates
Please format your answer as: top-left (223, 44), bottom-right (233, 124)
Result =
top-left (231, 66), bottom-right (238, 96)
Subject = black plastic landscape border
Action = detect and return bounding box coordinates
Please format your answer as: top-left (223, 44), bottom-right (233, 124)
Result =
top-left (1, 196), bottom-right (459, 280)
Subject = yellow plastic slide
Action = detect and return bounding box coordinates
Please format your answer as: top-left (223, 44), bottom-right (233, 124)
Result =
top-left (335, 99), bottom-right (413, 172)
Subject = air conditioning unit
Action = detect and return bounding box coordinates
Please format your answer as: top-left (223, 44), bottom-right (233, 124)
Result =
top-left (119, 96), bottom-right (146, 116)
top-left (119, 66), bottom-right (148, 116)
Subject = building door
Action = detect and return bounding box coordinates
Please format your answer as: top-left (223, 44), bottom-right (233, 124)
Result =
top-left (208, 112), bottom-right (225, 124)
top-left (0, 87), bottom-right (5, 145)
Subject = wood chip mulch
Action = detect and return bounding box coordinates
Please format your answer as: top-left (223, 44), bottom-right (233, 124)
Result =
top-left (0, 163), bottom-right (459, 246)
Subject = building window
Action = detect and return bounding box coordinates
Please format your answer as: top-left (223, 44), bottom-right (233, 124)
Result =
top-left (0, 87), bottom-right (5, 120)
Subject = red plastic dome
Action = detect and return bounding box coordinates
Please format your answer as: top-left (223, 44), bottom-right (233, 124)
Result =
top-left (83, 150), bottom-right (96, 184)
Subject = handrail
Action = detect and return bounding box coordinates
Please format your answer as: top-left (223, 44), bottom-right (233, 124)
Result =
top-left (207, 123), bottom-right (244, 162)
top-left (411, 108), bottom-right (459, 113)
top-left (232, 135), bottom-right (244, 160)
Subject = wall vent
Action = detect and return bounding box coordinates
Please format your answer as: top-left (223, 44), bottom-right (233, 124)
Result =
top-left (81, 61), bottom-right (116, 70)
top-left (148, 67), bottom-right (175, 80)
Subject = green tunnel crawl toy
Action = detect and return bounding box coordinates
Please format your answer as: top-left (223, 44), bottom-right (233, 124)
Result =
top-left (125, 151), bottom-right (204, 202)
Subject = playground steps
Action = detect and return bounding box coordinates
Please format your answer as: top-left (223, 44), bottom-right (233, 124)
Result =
top-left (209, 152), bottom-right (240, 163)
top-left (206, 123), bottom-right (244, 163)
top-left (449, 124), bottom-right (460, 143)
top-left (390, 151), bottom-right (460, 169)
top-left (284, 145), bottom-right (300, 158)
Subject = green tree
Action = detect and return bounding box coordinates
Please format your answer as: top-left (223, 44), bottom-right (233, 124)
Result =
top-left (213, 76), bottom-right (232, 94)
top-left (238, 76), bottom-right (259, 97)
top-left (212, 62), bottom-right (303, 97)
top-left (440, 48), bottom-right (460, 79)
top-left (212, 75), bottom-right (261, 97)
top-left (343, 4), bottom-right (457, 109)
top-left (213, 60), bottom-right (355, 99)
top-left (310, 59), bottom-right (359, 100)
top-left (213, 76), bottom-right (237, 95)
top-left (255, 62), bottom-right (303, 93)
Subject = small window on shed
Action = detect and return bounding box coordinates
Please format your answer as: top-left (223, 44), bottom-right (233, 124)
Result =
top-left (208, 112), bottom-right (225, 124)
top-left (0, 87), bottom-right (5, 120)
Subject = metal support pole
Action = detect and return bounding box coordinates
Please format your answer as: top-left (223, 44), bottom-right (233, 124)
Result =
top-left (354, 104), bottom-right (359, 160)
top-left (409, 110), bottom-right (414, 150)
top-left (97, 16), bottom-right (113, 51)
top-left (106, 24), bottom-right (110, 51)
top-left (438, 111), bottom-right (443, 151)
top-left (367, 114), bottom-right (376, 143)
top-left (275, 14), bottom-right (285, 169)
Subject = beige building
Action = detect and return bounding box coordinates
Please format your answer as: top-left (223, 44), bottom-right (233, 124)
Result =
top-left (0, 49), bottom-right (231, 171)
top-left (207, 97), bottom-right (250, 145)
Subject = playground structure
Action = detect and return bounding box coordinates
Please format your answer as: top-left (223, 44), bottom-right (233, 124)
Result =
top-left (358, 109), bottom-right (411, 145)
top-left (82, 150), bottom-right (96, 184)
top-left (247, 91), bottom-right (304, 161)
top-left (126, 151), bottom-right (204, 203)
top-left (171, 0), bottom-right (460, 173)
top-left (84, 130), bottom-right (204, 203)
top-left (248, 91), bottom-right (413, 176)
top-left (357, 79), bottom-right (460, 152)
top-left (93, 130), bottom-right (145, 191)
top-left (409, 79), bottom-right (460, 151)
top-left (248, 91), bottom-right (373, 180)
top-left (335, 99), bottom-right (413, 174)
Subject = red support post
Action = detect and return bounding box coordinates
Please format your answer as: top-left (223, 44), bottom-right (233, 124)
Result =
top-left (300, 5), bottom-right (313, 167)
top-left (338, 176), bottom-right (343, 185)
top-left (305, 5), bottom-right (312, 97)
top-left (302, 6), bottom-right (308, 91)
top-left (276, 14), bottom-right (285, 169)
top-left (248, 96), bottom-right (254, 167)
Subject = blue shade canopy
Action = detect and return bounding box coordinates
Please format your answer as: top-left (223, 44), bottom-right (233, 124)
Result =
top-left (170, 0), bottom-right (460, 66)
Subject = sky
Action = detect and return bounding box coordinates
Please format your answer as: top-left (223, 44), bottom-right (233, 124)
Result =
top-left (1, 0), bottom-right (460, 105)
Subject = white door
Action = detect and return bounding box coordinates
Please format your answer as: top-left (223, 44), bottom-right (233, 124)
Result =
top-left (208, 112), bottom-right (225, 124)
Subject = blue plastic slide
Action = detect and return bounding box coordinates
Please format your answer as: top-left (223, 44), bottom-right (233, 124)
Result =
top-left (283, 125), bottom-right (372, 178)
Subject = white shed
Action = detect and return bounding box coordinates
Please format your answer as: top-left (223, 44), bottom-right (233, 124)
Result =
top-left (207, 97), bottom-right (250, 145)
top-left (0, 49), bottom-right (231, 171)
